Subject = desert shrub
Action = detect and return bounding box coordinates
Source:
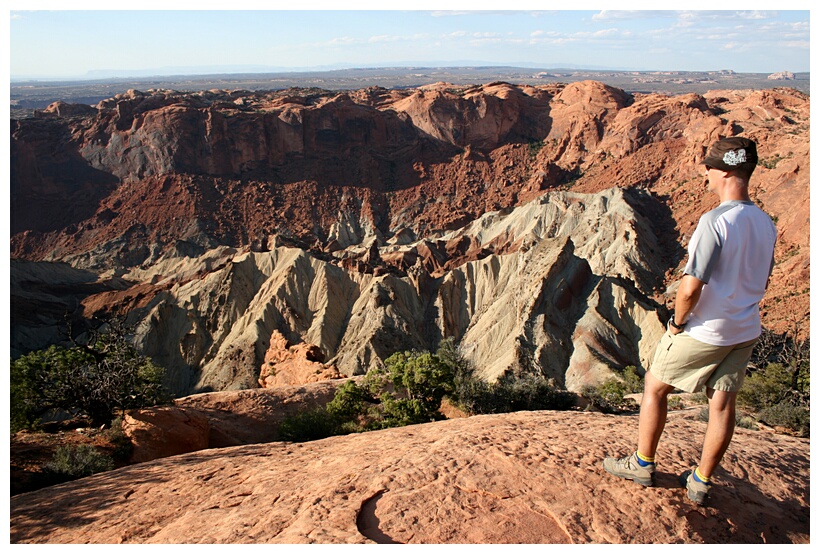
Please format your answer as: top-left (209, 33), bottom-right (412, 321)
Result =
top-left (667, 395), bottom-right (684, 410)
top-left (46, 444), bottom-right (115, 478)
top-left (579, 366), bottom-right (644, 413)
top-left (619, 365), bottom-right (645, 394)
top-left (736, 415), bottom-right (759, 430)
top-left (326, 379), bottom-right (374, 421)
top-left (442, 339), bottom-right (574, 414)
top-left (279, 379), bottom-right (381, 442)
top-left (528, 140), bottom-right (545, 159)
top-left (281, 339), bottom-right (577, 441)
top-left (279, 406), bottom-right (345, 442)
top-left (377, 393), bottom-right (439, 428)
top-left (738, 363), bottom-right (804, 413)
top-left (363, 350), bottom-right (455, 428)
top-left (279, 348), bottom-right (456, 442)
top-left (749, 326), bottom-right (809, 396)
top-left (11, 345), bottom-right (94, 431)
top-left (453, 370), bottom-right (566, 414)
top-left (689, 391), bottom-right (709, 405)
top-left (757, 402), bottom-right (810, 437)
top-left (105, 416), bottom-right (134, 461)
top-left (382, 351), bottom-right (454, 417)
top-left (580, 383), bottom-right (636, 414)
top-left (739, 324), bottom-right (810, 436)
top-left (10, 321), bottom-right (171, 431)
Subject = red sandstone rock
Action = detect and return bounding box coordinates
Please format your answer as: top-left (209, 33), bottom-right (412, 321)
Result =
top-left (176, 381), bottom-right (353, 448)
top-left (258, 330), bottom-right (343, 388)
top-left (121, 406), bottom-right (209, 463)
top-left (10, 409), bottom-right (810, 544)
top-left (9, 82), bottom-right (810, 385)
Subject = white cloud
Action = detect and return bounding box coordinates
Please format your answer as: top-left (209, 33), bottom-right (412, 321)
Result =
top-left (594, 10), bottom-right (780, 24)
top-left (591, 28), bottom-right (621, 38)
top-left (782, 41), bottom-right (810, 50)
top-left (469, 38), bottom-right (503, 46)
top-left (735, 11), bottom-right (772, 20)
top-left (592, 11), bottom-right (673, 21)
top-left (327, 36), bottom-right (359, 46)
top-left (368, 35), bottom-right (400, 43)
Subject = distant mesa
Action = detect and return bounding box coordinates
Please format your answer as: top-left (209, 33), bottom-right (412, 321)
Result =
top-left (768, 71), bottom-right (796, 80)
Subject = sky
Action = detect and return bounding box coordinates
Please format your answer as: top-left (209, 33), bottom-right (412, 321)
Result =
top-left (7, 1), bottom-right (813, 80)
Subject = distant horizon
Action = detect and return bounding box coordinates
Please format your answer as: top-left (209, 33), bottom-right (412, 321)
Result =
top-left (9, 8), bottom-right (811, 81)
top-left (10, 62), bottom-right (808, 84)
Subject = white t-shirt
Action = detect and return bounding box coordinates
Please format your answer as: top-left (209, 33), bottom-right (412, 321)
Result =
top-left (683, 200), bottom-right (777, 346)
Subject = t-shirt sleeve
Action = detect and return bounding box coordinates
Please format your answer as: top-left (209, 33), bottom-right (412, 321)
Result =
top-left (684, 215), bottom-right (723, 283)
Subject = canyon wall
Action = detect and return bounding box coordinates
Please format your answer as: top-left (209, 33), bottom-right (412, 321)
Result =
top-left (10, 81), bottom-right (809, 395)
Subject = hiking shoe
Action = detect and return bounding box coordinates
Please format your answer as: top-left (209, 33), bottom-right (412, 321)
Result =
top-left (602, 452), bottom-right (655, 487)
top-left (678, 468), bottom-right (711, 505)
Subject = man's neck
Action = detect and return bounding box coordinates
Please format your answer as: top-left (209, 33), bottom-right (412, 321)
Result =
top-left (717, 177), bottom-right (751, 203)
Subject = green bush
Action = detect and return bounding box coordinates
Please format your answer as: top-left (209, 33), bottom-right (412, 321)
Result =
top-left (750, 327), bottom-right (809, 396)
top-left (105, 416), bottom-right (134, 461)
top-left (279, 406), bottom-right (345, 442)
top-left (689, 391), bottom-right (709, 405)
top-left (444, 338), bottom-right (574, 414)
top-left (279, 379), bottom-right (382, 442)
top-left (740, 327), bottom-right (810, 436)
top-left (10, 322), bottom-right (171, 431)
top-left (381, 351), bottom-right (454, 420)
top-left (579, 366), bottom-right (644, 413)
top-left (280, 339), bottom-right (577, 442)
top-left (458, 373), bottom-right (575, 415)
top-left (758, 402), bottom-right (810, 437)
top-left (11, 345), bottom-right (94, 431)
top-left (736, 415), bottom-right (760, 430)
top-left (620, 366), bottom-right (645, 394)
top-left (46, 444), bottom-right (115, 478)
top-left (738, 363), bottom-right (801, 412)
top-left (528, 140), bottom-right (545, 160)
top-left (326, 379), bottom-right (373, 421)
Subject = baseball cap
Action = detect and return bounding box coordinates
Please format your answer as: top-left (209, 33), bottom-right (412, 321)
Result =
top-left (702, 137), bottom-right (758, 172)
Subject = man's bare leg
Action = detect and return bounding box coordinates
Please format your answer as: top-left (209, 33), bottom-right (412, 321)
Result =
top-left (602, 370), bottom-right (677, 486)
top-left (637, 371), bottom-right (676, 458)
top-left (697, 387), bottom-right (737, 478)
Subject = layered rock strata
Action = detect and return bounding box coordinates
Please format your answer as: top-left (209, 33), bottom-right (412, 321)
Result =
top-left (80, 187), bottom-right (665, 395)
top-left (10, 81), bottom-right (810, 393)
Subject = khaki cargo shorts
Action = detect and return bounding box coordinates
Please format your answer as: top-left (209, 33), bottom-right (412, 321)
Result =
top-left (649, 331), bottom-right (758, 393)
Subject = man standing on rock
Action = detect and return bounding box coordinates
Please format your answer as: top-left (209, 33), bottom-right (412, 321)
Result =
top-left (602, 137), bottom-right (777, 505)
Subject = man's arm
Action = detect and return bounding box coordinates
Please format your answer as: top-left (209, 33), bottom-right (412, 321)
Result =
top-left (670, 274), bottom-right (706, 334)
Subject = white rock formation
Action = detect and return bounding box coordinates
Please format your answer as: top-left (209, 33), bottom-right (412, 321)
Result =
top-left (127, 187), bottom-right (666, 394)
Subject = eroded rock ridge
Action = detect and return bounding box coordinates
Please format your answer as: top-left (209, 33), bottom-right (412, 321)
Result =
top-left (10, 81), bottom-right (809, 395)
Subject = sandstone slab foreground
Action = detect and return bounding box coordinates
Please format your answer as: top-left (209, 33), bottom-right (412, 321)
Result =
top-left (10, 410), bottom-right (809, 544)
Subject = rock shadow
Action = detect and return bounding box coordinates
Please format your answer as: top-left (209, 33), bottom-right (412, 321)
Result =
top-left (356, 490), bottom-right (402, 544)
